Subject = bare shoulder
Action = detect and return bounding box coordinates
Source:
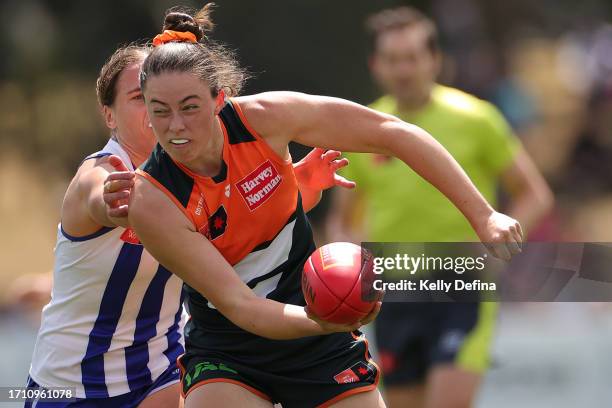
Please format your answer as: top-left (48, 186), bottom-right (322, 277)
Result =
top-left (234, 92), bottom-right (373, 125)
top-left (129, 174), bottom-right (195, 233)
top-left (232, 92), bottom-right (318, 138)
top-left (234, 91), bottom-right (311, 113)
top-left (129, 175), bottom-right (169, 224)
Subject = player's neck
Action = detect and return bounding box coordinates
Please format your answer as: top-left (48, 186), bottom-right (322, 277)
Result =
top-left (124, 147), bottom-right (149, 168)
top-left (113, 136), bottom-right (152, 168)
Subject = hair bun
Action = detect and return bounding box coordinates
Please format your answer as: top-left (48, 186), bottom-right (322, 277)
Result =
top-left (163, 12), bottom-right (204, 41)
top-left (162, 4), bottom-right (215, 43)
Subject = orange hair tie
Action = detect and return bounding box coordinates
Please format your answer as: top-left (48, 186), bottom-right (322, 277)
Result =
top-left (152, 30), bottom-right (198, 47)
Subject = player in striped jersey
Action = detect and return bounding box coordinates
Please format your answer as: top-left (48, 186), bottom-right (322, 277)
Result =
top-left (26, 40), bottom-right (360, 408)
top-left (110, 6), bottom-right (522, 408)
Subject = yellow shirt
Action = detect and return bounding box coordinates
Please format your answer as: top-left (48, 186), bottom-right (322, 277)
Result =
top-left (343, 85), bottom-right (520, 242)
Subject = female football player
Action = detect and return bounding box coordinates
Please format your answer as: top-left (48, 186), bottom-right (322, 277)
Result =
top-left (122, 5), bottom-right (522, 408)
top-left (27, 39), bottom-right (360, 408)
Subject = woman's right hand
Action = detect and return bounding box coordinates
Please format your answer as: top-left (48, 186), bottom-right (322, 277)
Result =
top-left (305, 301), bottom-right (382, 334)
top-left (102, 155), bottom-right (134, 220)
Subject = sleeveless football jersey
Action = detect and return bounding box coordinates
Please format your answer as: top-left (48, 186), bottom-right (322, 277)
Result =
top-left (29, 139), bottom-right (186, 398)
top-left (138, 100), bottom-right (350, 365)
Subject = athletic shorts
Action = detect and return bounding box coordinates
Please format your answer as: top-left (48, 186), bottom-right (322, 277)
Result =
top-left (23, 362), bottom-right (179, 408)
top-left (375, 302), bottom-right (498, 386)
top-left (178, 331), bottom-right (380, 408)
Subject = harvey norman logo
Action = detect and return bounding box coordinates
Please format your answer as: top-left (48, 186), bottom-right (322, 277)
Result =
top-left (236, 160), bottom-right (282, 211)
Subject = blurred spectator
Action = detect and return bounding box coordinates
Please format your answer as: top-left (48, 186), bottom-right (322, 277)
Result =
top-left (5, 273), bottom-right (52, 322)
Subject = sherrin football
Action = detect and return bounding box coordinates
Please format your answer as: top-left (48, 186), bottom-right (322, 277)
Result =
top-left (302, 242), bottom-right (380, 324)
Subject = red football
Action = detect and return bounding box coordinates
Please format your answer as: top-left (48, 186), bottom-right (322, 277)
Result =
top-left (302, 242), bottom-right (380, 324)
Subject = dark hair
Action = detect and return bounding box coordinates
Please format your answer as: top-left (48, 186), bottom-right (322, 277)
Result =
top-left (140, 3), bottom-right (247, 97)
top-left (366, 7), bottom-right (439, 55)
top-left (96, 44), bottom-right (150, 107)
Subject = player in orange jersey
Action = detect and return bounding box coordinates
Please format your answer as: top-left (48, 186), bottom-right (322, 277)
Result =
top-left (25, 38), bottom-right (360, 408)
top-left (107, 5), bottom-right (521, 408)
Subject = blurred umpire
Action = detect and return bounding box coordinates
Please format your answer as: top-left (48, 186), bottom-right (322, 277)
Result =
top-left (327, 7), bottom-right (553, 408)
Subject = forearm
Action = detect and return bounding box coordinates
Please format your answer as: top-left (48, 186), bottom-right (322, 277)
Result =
top-left (227, 295), bottom-right (324, 340)
top-left (298, 186), bottom-right (321, 212)
top-left (88, 190), bottom-right (131, 228)
top-left (138, 242), bottom-right (319, 339)
top-left (144, 244), bottom-right (321, 340)
top-left (385, 121), bottom-right (494, 230)
top-left (80, 165), bottom-right (130, 228)
top-left (86, 188), bottom-right (123, 228)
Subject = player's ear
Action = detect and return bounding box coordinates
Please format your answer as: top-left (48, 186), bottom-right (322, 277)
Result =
top-left (214, 89), bottom-right (226, 115)
top-left (102, 105), bottom-right (117, 130)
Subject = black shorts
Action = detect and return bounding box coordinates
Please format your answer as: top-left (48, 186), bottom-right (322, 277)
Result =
top-left (178, 331), bottom-right (379, 408)
top-left (375, 302), bottom-right (498, 386)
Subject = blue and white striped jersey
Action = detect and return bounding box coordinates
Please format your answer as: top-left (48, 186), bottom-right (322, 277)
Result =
top-left (29, 139), bottom-right (186, 398)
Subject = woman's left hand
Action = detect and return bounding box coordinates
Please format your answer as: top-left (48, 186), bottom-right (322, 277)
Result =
top-left (475, 211), bottom-right (523, 261)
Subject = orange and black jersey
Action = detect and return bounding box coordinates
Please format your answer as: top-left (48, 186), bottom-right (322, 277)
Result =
top-left (137, 99), bottom-right (317, 344)
top-left (139, 99), bottom-right (380, 405)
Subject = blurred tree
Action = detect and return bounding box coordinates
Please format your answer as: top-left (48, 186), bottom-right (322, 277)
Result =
top-left (0, 0), bottom-right (609, 173)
